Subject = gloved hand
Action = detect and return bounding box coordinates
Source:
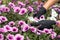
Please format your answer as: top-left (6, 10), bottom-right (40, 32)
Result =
top-left (33, 7), bottom-right (46, 19)
top-left (30, 20), bottom-right (56, 30)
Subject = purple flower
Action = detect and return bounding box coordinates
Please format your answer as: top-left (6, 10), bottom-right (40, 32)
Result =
top-left (33, 1), bottom-right (38, 5)
top-left (0, 34), bottom-right (4, 40)
top-left (30, 27), bottom-right (37, 33)
top-left (8, 2), bottom-right (15, 8)
top-left (19, 8), bottom-right (27, 15)
top-left (25, 0), bottom-right (29, 5)
top-left (14, 34), bottom-right (24, 40)
top-left (13, 7), bottom-right (20, 13)
top-left (8, 21), bottom-right (15, 26)
top-left (7, 34), bottom-right (14, 40)
top-left (18, 20), bottom-right (26, 26)
top-left (21, 24), bottom-right (29, 32)
top-left (27, 6), bottom-right (33, 12)
top-left (12, 27), bottom-right (18, 33)
top-left (18, 1), bottom-right (25, 8)
top-left (3, 25), bottom-right (12, 32)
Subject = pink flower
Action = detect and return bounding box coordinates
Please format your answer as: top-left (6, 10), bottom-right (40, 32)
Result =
top-left (57, 35), bottom-right (60, 38)
top-left (21, 24), bottom-right (29, 32)
top-left (33, 1), bottom-right (38, 5)
top-left (6, 34), bottom-right (14, 40)
top-left (0, 16), bottom-right (8, 22)
top-left (0, 0), bottom-right (2, 4)
top-left (18, 1), bottom-right (25, 8)
top-left (1, 7), bottom-right (10, 12)
top-left (12, 27), bottom-right (18, 33)
top-left (0, 20), bottom-right (2, 24)
top-left (39, 15), bottom-right (45, 20)
top-left (8, 21), bottom-right (15, 26)
top-left (43, 28), bottom-right (51, 34)
top-left (18, 20), bottom-right (26, 26)
top-left (0, 28), bottom-right (5, 33)
top-left (27, 6), bottom-right (33, 12)
top-left (30, 27), bottom-right (37, 33)
top-left (13, 7), bottom-right (20, 13)
top-left (19, 8), bottom-right (27, 15)
top-left (50, 32), bottom-right (57, 39)
top-left (14, 34), bottom-right (24, 40)
top-left (3, 25), bottom-right (12, 32)
top-left (36, 30), bottom-right (42, 35)
top-left (8, 2), bottom-right (15, 8)
top-left (0, 34), bottom-right (4, 40)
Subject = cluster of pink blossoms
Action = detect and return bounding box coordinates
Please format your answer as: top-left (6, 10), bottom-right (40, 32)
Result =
top-left (0, 16), bottom-right (8, 24)
top-left (0, 20), bottom-right (57, 40)
top-left (0, 0), bottom-right (59, 40)
top-left (8, 1), bottom-right (33, 15)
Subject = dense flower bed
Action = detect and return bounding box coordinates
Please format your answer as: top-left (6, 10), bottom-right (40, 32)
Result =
top-left (0, 0), bottom-right (60, 40)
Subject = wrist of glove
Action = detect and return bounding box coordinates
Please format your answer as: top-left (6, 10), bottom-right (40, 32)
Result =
top-left (30, 20), bottom-right (56, 30)
top-left (33, 7), bottom-right (47, 19)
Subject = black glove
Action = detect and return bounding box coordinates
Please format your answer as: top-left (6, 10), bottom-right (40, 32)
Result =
top-left (30, 20), bottom-right (56, 30)
top-left (33, 7), bottom-right (46, 19)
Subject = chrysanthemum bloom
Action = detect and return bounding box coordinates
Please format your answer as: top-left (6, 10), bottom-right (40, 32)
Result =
top-left (3, 25), bottom-right (12, 32)
top-left (27, 6), bottom-right (33, 12)
top-left (13, 7), bottom-right (20, 13)
top-left (19, 8), bottom-right (27, 15)
top-left (21, 24), bottom-right (29, 32)
top-left (18, 1), bottom-right (25, 8)
top-left (12, 27), bottom-right (18, 33)
top-left (29, 27), bottom-right (37, 33)
top-left (1, 7), bottom-right (10, 12)
top-left (8, 2), bottom-right (15, 8)
top-left (50, 32), bottom-right (57, 39)
top-left (8, 21), bottom-right (15, 26)
top-left (0, 28), bottom-right (5, 33)
top-left (14, 34), bottom-right (24, 40)
top-left (18, 20), bottom-right (26, 26)
top-left (0, 34), bottom-right (4, 40)
top-left (0, 16), bottom-right (8, 22)
top-left (6, 34), bottom-right (14, 40)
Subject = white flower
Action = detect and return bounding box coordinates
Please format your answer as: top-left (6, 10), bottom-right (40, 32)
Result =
top-left (49, 17), bottom-right (57, 21)
top-left (0, 5), bottom-right (6, 8)
top-left (51, 9), bottom-right (58, 17)
top-left (28, 17), bottom-right (38, 22)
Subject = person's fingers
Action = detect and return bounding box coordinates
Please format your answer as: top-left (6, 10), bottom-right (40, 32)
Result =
top-left (38, 25), bottom-right (53, 30)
